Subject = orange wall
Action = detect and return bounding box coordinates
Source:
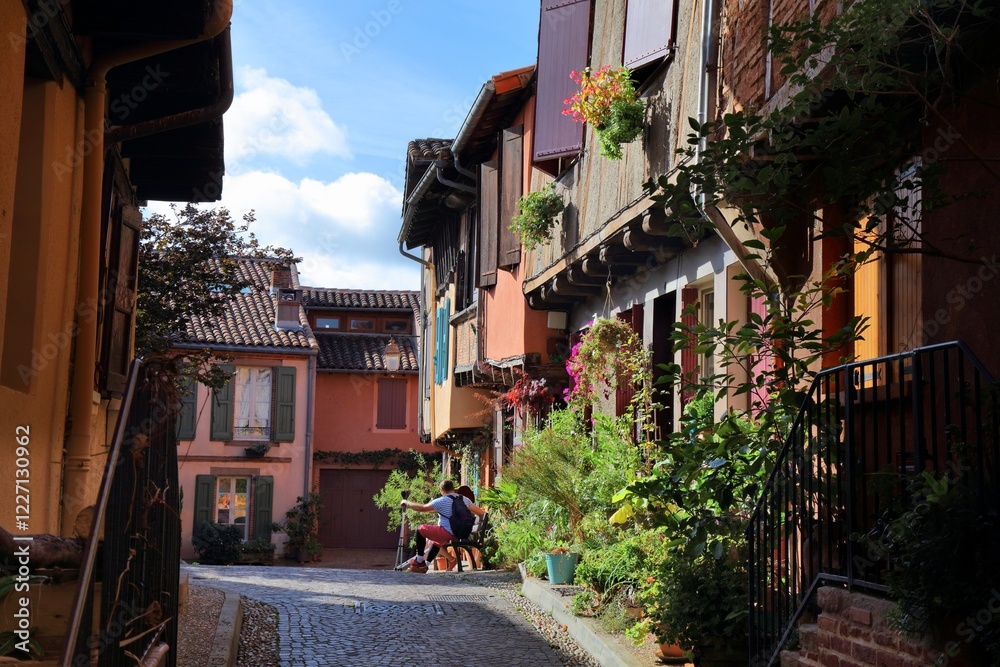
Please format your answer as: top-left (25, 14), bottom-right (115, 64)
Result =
top-left (481, 94), bottom-right (553, 363)
top-left (483, 263), bottom-right (552, 362)
top-left (313, 372), bottom-right (432, 453)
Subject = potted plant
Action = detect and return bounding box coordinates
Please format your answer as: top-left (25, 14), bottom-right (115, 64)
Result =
top-left (192, 522), bottom-right (243, 564)
top-left (864, 471), bottom-right (1000, 664)
top-left (244, 442), bottom-right (271, 458)
top-left (544, 545), bottom-right (580, 584)
top-left (639, 542), bottom-right (749, 666)
top-left (510, 184), bottom-right (565, 250)
top-left (282, 493), bottom-right (323, 563)
top-left (563, 65), bottom-right (645, 160)
top-left (236, 538), bottom-right (276, 565)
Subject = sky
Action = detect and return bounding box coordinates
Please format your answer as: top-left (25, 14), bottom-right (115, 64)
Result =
top-left (143, 1), bottom-right (541, 291)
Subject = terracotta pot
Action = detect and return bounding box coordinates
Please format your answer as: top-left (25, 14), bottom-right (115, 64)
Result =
top-left (658, 641), bottom-right (689, 662)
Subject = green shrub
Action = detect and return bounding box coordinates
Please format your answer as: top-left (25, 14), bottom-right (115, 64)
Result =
top-left (193, 522), bottom-right (243, 564)
top-left (372, 459), bottom-right (443, 547)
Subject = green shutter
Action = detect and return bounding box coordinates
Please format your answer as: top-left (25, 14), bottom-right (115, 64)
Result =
top-left (176, 377), bottom-right (198, 440)
top-left (254, 476), bottom-right (274, 541)
top-left (272, 366), bottom-right (296, 442)
top-left (210, 364), bottom-right (235, 441)
top-left (193, 474), bottom-right (215, 540)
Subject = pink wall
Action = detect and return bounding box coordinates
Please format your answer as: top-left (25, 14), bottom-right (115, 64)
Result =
top-left (177, 353), bottom-right (312, 558)
top-left (313, 372), bottom-right (434, 453)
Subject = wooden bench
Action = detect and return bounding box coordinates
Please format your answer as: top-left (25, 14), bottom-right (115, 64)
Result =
top-left (439, 513), bottom-right (489, 572)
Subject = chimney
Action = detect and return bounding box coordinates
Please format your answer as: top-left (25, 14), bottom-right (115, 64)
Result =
top-left (275, 287), bottom-right (303, 331)
top-left (270, 265), bottom-right (292, 293)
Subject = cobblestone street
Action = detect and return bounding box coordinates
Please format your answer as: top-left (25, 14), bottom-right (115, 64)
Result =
top-left (185, 565), bottom-right (569, 667)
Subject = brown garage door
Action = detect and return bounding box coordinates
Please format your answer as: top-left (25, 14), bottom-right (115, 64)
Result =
top-left (318, 469), bottom-right (397, 549)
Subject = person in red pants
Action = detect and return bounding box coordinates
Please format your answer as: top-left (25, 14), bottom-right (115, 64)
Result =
top-left (398, 480), bottom-right (486, 573)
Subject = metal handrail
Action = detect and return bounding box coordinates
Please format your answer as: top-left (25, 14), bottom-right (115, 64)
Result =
top-left (60, 359), bottom-right (143, 667)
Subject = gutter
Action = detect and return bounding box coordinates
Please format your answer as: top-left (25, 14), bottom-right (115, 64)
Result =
top-left (105, 25), bottom-right (235, 144)
top-left (64, 0), bottom-right (234, 535)
top-left (170, 343), bottom-right (319, 356)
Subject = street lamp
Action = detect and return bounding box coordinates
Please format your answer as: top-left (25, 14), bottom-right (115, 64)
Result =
top-left (384, 337), bottom-right (401, 374)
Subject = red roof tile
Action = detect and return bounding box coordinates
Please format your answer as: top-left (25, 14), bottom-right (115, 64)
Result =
top-left (315, 333), bottom-right (418, 372)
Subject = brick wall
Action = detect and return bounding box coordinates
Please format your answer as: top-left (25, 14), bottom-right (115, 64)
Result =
top-left (780, 587), bottom-right (937, 667)
top-left (720, 0), bottom-right (841, 114)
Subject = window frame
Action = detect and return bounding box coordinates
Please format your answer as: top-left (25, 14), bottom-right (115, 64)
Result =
top-left (383, 319), bottom-right (410, 334)
top-left (215, 475), bottom-right (251, 540)
top-left (232, 366), bottom-right (273, 441)
top-left (314, 316), bottom-right (340, 330)
top-left (350, 318), bottom-right (375, 331)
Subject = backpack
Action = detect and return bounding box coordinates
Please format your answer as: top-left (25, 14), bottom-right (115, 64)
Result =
top-left (448, 494), bottom-right (475, 539)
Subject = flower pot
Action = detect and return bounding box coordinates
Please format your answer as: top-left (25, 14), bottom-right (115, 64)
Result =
top-left (658, 642), bottom-right (689, 663)
top-left (544, 552), bottom-right (579, 584)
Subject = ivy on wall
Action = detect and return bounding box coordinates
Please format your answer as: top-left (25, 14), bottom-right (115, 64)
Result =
top-left (312, 448), bottom-right (437, 471)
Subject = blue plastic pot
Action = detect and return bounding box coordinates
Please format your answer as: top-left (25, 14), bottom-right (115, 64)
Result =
top-left (545, 551), bottom-right (579, 584)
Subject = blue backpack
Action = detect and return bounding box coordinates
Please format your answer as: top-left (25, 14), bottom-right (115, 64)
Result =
top-left (448, 494), bottom-right (475, 539)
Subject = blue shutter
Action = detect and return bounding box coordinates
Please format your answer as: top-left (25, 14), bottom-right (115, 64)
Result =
top-left (442, 298), bottom-right (451, 381)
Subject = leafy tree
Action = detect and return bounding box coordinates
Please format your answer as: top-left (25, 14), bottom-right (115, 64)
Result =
top-left (136, 204), bottom-right (297, 387)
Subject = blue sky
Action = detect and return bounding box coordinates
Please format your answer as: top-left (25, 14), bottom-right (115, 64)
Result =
top-left (146, 0), bottom-right (541, 290)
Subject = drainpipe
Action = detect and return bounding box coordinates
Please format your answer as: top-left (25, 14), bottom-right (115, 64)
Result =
top-left (304, 353), bottom-right (315, 498)
top-left (435, 165), bottom-right (477, 194)
top-left (63, 0), bottom-right (234, 534)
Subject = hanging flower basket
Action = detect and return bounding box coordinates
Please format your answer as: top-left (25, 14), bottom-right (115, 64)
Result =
top-left (563, 66), bottom-right (645, 160)
top-left (511, 184), bottom-right (565, 250)
top-left (565, 318), bottom-right (650, 408)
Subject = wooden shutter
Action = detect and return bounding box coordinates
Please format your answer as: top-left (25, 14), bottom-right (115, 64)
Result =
top-left (376, 378), bottom-right (408, 429)
top-left (176, 377), bottom-right (198, 441)
top-left (442, 298), bottom-right (451, 381)
top-left (193, 474), bottom-right (216, 539)
top-left (100, 204), bottom-right (142, 396)
top-left (434, 307), bottom-right (444, 385)
top-left (254, 476), bottom-right (274, 541)
top-left (680, 287), bottom-right (699, 403)
top-left (272, 366), bottom-right (296, 442)
top-left (615, 305), bottom-right (644, 419)
top-left (534, 0), bottom-right (591, 172)
top-left (624, 0), bottom-right (676, 70)
top-left (499, 126), bottom-right (524, 268)
top-left (748, 294), bottom-right (771, 411)
top-left (210, 363), bottom-right (235, 441)
top-left (478, 160), bottom-right (499, 287)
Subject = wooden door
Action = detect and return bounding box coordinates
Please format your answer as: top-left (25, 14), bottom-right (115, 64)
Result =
top-left (318, 470), bottom-right (396, 549)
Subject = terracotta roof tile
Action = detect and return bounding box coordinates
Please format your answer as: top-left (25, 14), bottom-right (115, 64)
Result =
top-left (179, 258), bottom-right (316, 350)
top-left (301, 288), bottom-right (420, 312)
top-left (407, 138), bottom-right (453, 162)
top-left (315, 333), bottom-right (418, 372)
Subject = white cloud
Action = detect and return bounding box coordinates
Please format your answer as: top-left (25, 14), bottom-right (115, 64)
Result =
top-left (225, 67), bottom-right (350, 165)
top-left (142, 170), bottom-right (419, 292)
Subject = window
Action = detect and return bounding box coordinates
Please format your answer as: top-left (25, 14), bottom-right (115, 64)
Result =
top-left (211, 364), bottom-right (296, 442)
top-left (376, 377), bottom-right (407, 429)
top-left (384, 319), bottom-right (409, 334)
top-left (234, 367), bottom-right (272, 440)
top-left (534, 0), bottom-right (592, 175)
top-left (350, 318), bottom-right (374, 331)
top-left (315, 316), bottom-right (340, 329)
top-left (216, 476), bottom-right (250, 539)
top-left (698, 288), bottom-right (715, 380)
top-left (193, 474), bottom-right (274, 543)
top-left (623, 0), bottom-right (677, 80)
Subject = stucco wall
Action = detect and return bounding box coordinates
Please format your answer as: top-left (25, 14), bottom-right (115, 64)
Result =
top-left (177, 354), bottom-right (312, 558)
top-left (313, 372), bottom-right (432, 452)
top-left (0, 54), bottom-right (90, 535)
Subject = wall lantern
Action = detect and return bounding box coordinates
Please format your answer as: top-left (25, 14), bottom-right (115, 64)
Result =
top-left (384, 338), bottom-right (401, 374)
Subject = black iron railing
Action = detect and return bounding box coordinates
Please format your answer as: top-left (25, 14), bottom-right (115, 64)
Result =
top-left (747, 341), bottom-right (999, 666)
top-left (61, 361), bottom-right (181, 667)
